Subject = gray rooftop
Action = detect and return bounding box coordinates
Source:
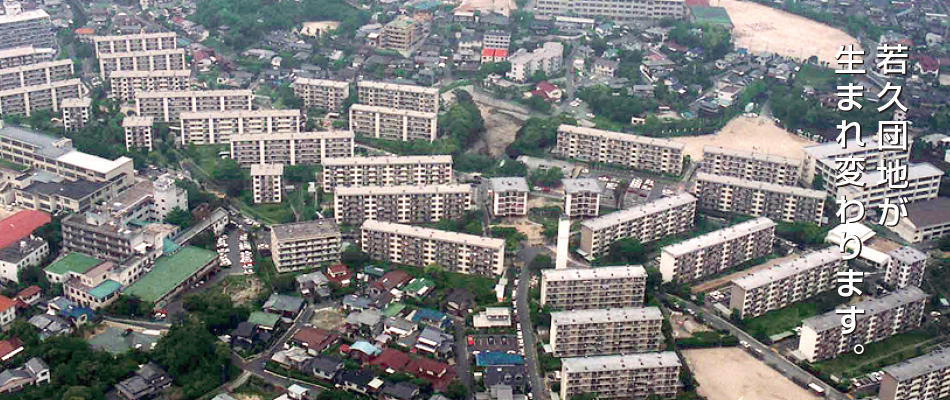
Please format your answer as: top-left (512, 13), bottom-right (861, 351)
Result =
top-left (542, 265), bottom-right (646, 282)
top-left (732, 247), bottom-right (842, 290)
top-left (662, 217), bottom-right (776, 257)
top-left (0, 236), bottom-right (47, 263)
top-left (22, 178), bottom-right (106, 201)
top-left (702, 145), bottom-right (802, 165)
top-left (883, 349), bottom-right (950, 381)
top-left (901, 197), bottom-right (950, 229)
top-left (271, 219), bottom-right (340, 242)
top-left (488, 177), bottom-right (529, 193)
top-left (803, 286), bottom-right (929, 332)
top-left (695, 172), bottom-right (825, 199)
top-left (0, 123), bottom-right (74, 159)
top-left (582, 193), bottom-right (697, 231)
top-left (551, 307), bottom-right (662, 325)
top-left (561, 352), bottom-right (681, 373)
top-left (562, 178), bottom-right (602, 194)
top-left (888, 246), bottom-right (927, 265)
top-left (263, 293), bottom-right (304, 313)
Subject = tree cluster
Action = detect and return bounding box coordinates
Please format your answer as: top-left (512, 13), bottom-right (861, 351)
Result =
top-left (506, 115), bottom-right (573, 158)
top-left (439, 90), bottom-right (485, 150)
top-left (577, 86), bottom-right (657, 125)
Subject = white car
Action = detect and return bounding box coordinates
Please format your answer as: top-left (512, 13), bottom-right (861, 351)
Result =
top-left (586, 113), bottom-right (595, 118)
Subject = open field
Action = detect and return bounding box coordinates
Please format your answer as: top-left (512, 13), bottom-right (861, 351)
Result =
top-left (676, 116), bottom-right (815, 161)
top-left (684, 348), bottom-right (821, 400)
top-left (720, 0), bottom-right (860, 65)
top-left (743, 291), bottom-right (852, 337)
top-left (692, 252), bottom-right (801, 293)
top-left (310, 307), bottom-right (346, 332)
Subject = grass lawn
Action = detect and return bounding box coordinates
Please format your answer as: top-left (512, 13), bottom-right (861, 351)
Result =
top-left (813, 332), bottom-right (937, 378)
top-left (592, 115), bottom-right (624, 132)
top-left (744, 302), bottom-right (818, 337)
top-left (244, 202), bottom-right (293, 225)
top-left (795, 64), bottom-right (837, 89)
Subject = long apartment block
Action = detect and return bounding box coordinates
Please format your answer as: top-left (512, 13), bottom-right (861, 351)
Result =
top-left (0, 45), bottom-right (54, 69)
top-left (0, 78), bottom-right (83, 117)
top-left (541, 265), bottom-right (647, 310)
top-left (580, 194), bottom-right (697, 259)
top-left (799, 286), bottom-right (928, 362)
top-left (134, 90), bottom-right (253, 123)
top-left (0, 59), bottom-right (74, 91)
top-left (554, 124), bottom-right (684, 176)
top-left (551, 307), bottom-right (664, 357)
top-left (98, 49), bottom-right (188, 79)
top-left (333, 184), bottom-right (472, 225)
top-left (357, 80), bottom-right (439, 113)
top-left (701, 146), bottom-right (802, 186)
top-left (109, 70), bottom-right (191, 102)
top-left (122, 116), bottom-right (153, 151)
top-left (560, 352), bottom-right (681, 400)
top-left (180, 109), bottom-right (301, 145)
top-left (880, 350), bottom-right (950, 400)
top-left (292, 78), bottom-right (350, 112)
top-left (349, 104), bottom-right (438, 142)
top-left (360, 220), bottom-right (505, 276)
top-left (660, 217), bottom-right (776, 283)
top-left (693, 172), bottom-right (826, 224)
top-left (729, 247), bottom-right (846, 319)
top-left (537, 0), bottom-right (685, 22)
top-left (802, 139), bottom-right (911, 187)
top-left (0, 10), bottom-right (54, 51)
top-left (229, 131), bottom-right (354, 167)
top-left (93, 32), bottom-right (177, 57)
top-left (270, 219), bottom-right (342, 273)
top-left (885, 246), bottom-right (927, 289)
top-left (321, 155), bottom-right (453, 190)
top-left (833, 163), bottom-right (942, 213)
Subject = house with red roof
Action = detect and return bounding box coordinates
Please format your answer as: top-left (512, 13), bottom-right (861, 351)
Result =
top-left (0, 337), bottom-right (23, 361)
top-left (291, 327), bottom-right (339, 355)
top-left (917, 55), bottom-right (939, 76)
top-left (406, 357), bottom-right (456, 391)
top-left (530, 81), bottom-right (563, 102)
top-left (326, 264), bottom-right (352, 287)
top-left (367, 348), bottom-right (412, 373)
top-left (480, 48), bottom-right (508, 63)
top-left (0, 295), bottom-right (15, 328)
top-left (369, 271), bottom-right (412, 298)
top-left (0, 211), bottom-right (50, 250)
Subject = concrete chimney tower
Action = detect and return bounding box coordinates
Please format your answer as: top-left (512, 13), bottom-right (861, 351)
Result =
top-left (555, 214), bottom-right (570, 269)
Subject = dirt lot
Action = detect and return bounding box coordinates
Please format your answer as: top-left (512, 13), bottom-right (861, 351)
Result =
top-left (221, 276), bottom-right (263, 305)
top-left (720, 0), bottom-right (859, 65)
top-left (692, 252), bottom-right (801, 293)
top-left (495, 219), bottom-right (545, 246)
top-left (311, 307), bottom-right (346, 332)
top-left (684, 348), bottom-right (821, 400)
top-left (676, 116), bottom-right (816, 161)
top-left (453, 0), bottom-right (516, 16)
top-left (868, 237), bottom-right (902, 253)
top-left (473, 106), bottom-right (523, 157)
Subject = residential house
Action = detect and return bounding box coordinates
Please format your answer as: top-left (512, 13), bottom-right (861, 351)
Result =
top-left (115, 362), bottom-right (173, 400)
top-left (326, 264), bottom-right (352, 287)
top-left (415, 326), bottom-right (452, 356)
top-left (14, 285), bottom-right (41, 306)
top-left (271, 347), bottom-right (313, 370)
top-left (263, 294), bottom-right (304, 318)
top-left (381, 382), bottom-right (421, 400)
top-left (336, 370), bottom-right (383, 395)
top-left (308, 355), bottom-right (344, 381)
top-left (0, 295), bottom-right (13, 328)
top-left (473, 308), bottom-right (512, 329)
top-left (296, 271), bottom-right (330, 298)
top-left (27, 314), bottom-right (71, 340)
top-left (292, 327), bottom-right (339, 355)
top-left (0, 337), bottom-right (23, 361)
top-left (0, 358), bottom-right (49, 394)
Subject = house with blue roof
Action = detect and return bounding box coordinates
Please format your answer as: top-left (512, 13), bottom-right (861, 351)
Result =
top-left (475, 352), bottom-right (524, 367)
top-left (410, 308), bottom-right (449, 329)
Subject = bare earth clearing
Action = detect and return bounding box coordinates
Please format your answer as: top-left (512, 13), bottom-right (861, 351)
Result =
top-left (684, 348), bottom-right (820, 400)
top-left (676, 116), bottom-right (815, 161)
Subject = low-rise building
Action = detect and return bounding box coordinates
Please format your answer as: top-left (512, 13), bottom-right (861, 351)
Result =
top-left (333, 184), bottom-right (472, 225)
top-left (349, 104), bottom-right (438, 142)
top-left (62, 210), bottom-right (177, 262)
top-left (541, 265), bottom-right (647, 310)
top-left (115, 362), bottom-right (172, 400)
top-left (562, 178), bottom-right (601, 217)
top-left (108, 69), bottom-right (190, 102)
top-left (885, 246), bottom-right (927, 289)
top-left (879, 350), bottom-right (950, 400)
top-left (60, 97), bottom-right (91, 132)
top-left (579, 194), bottom-right (697, 259)
top-left (729, 247), bottom-right (845, 318)
top-left (292, 78), bottom-right (350, 112)
top-left (122, 116), bottom-right (154, 151)
top-left (555, 125), bottom-right (684, 176)
top-left (692, 172), bottom-right (825, 224)
top-left (473, 307), bottom-right (512, 329)
top-left (660, 217), bottom-right (776, 282)
top-left (891, 197), bottom-right (950, 244)
top-left (179, 109), bottom-right (301, 145)
top-left (251, 164), bottom-right (283, 204)
top-left (14, 176), bottom-right (110, 214)
top-left (0, 236), bottom-right (48, 284)
top-left (484, 177), bottom-right (528, 217)
top-left (0, 357), bottom-right (49, 394)
top-left (361, 220), bottom-right (505, 276)
top-left (229, 131), bottom-right (354, 167)
top-left (700, 146), bottom-right (802, 186)
top-left (321, 155), bottom-right (453, 190)
top-left (551, 307), bottom-right (663, 357)
top-left (560, 352), bottom-right (681, 400)
top-left (270, 219), bottom-right (342, 273)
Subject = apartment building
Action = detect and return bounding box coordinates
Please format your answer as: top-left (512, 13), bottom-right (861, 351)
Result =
top-left (108, 70), bottom-right (191, 102)
top-left (122, 116), bottom-right (153, 151)
top-left (229, 131), bottom-right (354, 167)
top-left (660, 217), bottom-right (776, 283)
top-left (484, 177), bottom-right (528, 217)
top-left (106, 174), bottom-right (188, 224)
top-left (62, 211), bottom-right (178, 262)
top-left (134, 90), bottom-right (253, 123)
top-left (0, 10), bottom-right (54, 51)
top-left (879, 350), bottom-right (950, 400)
top-left (0, 59), bottom-right (74, 91)
top-left (885, 246), bottom-right (927, 289)
top-left (349, 104), bottom-right (438, 142)
top-left (560, 352), bottom-right (681, 400)
top-left (180, 109), bottom-right (301, 145)
top-left (0, 45), bottom-right (54, 69)
top-left (381, 16), bottom-right (427, 53)
top-left (891, 197), bottom-right (950, 244)
top-left (0, 78), bottom-right (83, 117)
top-left (61, 97), bottom-right (90, 132)
top-left (700, 146), bottom-right (802, 186)
top-left (693, 172), bottom-right (826, 224)
top-left (562, 178), bottom-right (602, 217)
top-left (15, 176), bottom-right (110, 214)
top-left (357, 81), bottom-right (439, 113)
top-left (333, 184), bottom-right (472, 225)
top-left (506, 42), bottom-right (563, 82)
top-left (554, 124), bottom-right (685, 176)
top-left (93, 32), bottom-right (177, 57)
top-left (536, 0), bottom-right (685, 22)
top-left (729, 247), bottom-right (846, 318)
top-left (802, 139), bottom-right (911, 187)
top-left (270, 219), bottom-right (342, 273)
top-left (540, 265), bottom-right (647, 310)
top-left (360, 220), bottom-right (505, 276)
top-left (800, 287), bottom-right (929, 362)
top-left (251, 163), bottom-right (283, 204)
top-left (481, 30), bottom-right (510, 63)
top-left (579, 194), bottom-right (697, 259)
top-left (292, 78), bottom-right (350, 112)
top-left (551, 307), bottom-right (664, 357)
top-left (832, 163), bottom-right (942, 215)
top-left (321, 155), bottom-right (453, 190)
top-left (98, 49), bottom-right (188, 79)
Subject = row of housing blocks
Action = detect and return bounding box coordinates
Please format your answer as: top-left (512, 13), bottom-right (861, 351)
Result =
top-left (0, 44), bottom-right (83, 118)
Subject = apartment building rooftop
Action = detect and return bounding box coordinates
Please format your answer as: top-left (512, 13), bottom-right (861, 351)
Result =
top-left (0, 58), bottom-right (71, 74)
top-left (487, 177), bottom-right (528, 192)
top-left (695, 172), bottom-right (824, 198)
top-left (803, 286), bottom-right (929, 331)
top-left (92, 32), bottom-right (176, 41)
top-left (134, 89), bottom-right (253, 98)
top-left (542, 265), bottom-right (647, 281)
top-left (0, 78), bottom-right (81, 97)
top-left (334, 184), bottom-right (471, 196)
top-left (350, 104), bottom-right (437, 118)
top-left (230, 131), bottom-right (353, 141)
top-left (358, 80), bottom-right (439, 95)
top-left (0, 235), bottom-right (45, 264)
top-left (60, 97), bottom-right (90, 108)
top-left (883, 349), bottom-right (950, 381)
top-left (888, 246), bottom-right (927, 265)
top-left (703, 145), bottom-right (802, 165)
top-left (510, 42), bottom-right (563, 64)
top-left (21, 178), bottom-right (106, 201)
top-left (122, 116), bottom-right (153, 127)
top-left (663, 217), bottom-right (776, 257)
top-left (0, 45), bottom-right (53, 59)
top-left (0, 9), bottom-right (49, 24)
top-left (58, 151), bottom-right (132, 175)
top-left (98, 48), bottom-right (184, 58)
top-left (581, 193), bottom-right (696, 231)
top-left (109, 69), bottom-right (191, 78)
top-left (180, 109), bottom-right (300, 119)
top-left (561, 352), bottom-right (680, 373)
top-left (361, 220), bottom-right (504, 249)
top-left (323, 155), bottom-right (452, 166)
top-left (293, 77), bottom-right (350, 88)
top-left (271, 219), bottom-right (340, 241)
top-left (846, 162), bottom-right (942, 186)
top-left (0, 123), bottom-right (76, 159)
top-left (732, 247), bottom-right (841, 290)
top-left (902, 197), bottom-right (950, 229)
top-left (562, 178), bottom-right (602, 194)
top-left (558, 124), bottom-right (685, 150)
top-left (250, 163), bottom-right (284, 176)
top-left (551, 306), bottom-right (662, 325)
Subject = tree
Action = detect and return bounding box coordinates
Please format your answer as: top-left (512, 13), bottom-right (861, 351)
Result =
top-left (151, 320), bottom-right (234, 398)
top-left (104, 295), bottom-right (154, 318)
top-left (606, 238), bottom-right (645, 264)
top-left (284, 165), bottom-right (318, 185)
top-left (164, 207), bottom-right (193, 229)
top-left (531, 167), bottom-right (563, 187)
top-left (182, 291), bottom-right (250, 335)
top-left (522, 95), bottom-right (551, 113)
top-left (446, 380), bottom-right (468, 400)
top-left (212, 158), bottom-right (246, 197)
top-left (529, 254), bottom-right (553, 272)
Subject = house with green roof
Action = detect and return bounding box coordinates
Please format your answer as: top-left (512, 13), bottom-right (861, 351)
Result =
top-left (44, 253), bottom-right (102, 283)
top-left (403, 277), bottom-right (435, 299)
top-left (124, 246), bottom-right (217, 306)
top-left (247, 312), bottom-right (280, 330)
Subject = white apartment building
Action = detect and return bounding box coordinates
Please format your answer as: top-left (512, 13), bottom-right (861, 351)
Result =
top-left (0, 78), bottom-right (83, 117)
top-left (729, 247), bottom-right (846, 318)
top-left (484, 177), bottom-right (528, 217)
top-left (561, 352), bottom-right (681, 400)
top-left (802, 139), bottom-right (911, 187)
top-left (660, 217), bottom-right (776, 283)
top-left (540, 265), bottom-right (647, 310)
top-left (349, 104), bottom-right (438, 142)
top-left (292, 77), bottom-right (350, 112)
top-left (0, 59), bottom-right (74, 91)
top-left (134, 90), bottom-right (253, 123)
top-left (108, 69), bottom-right (191, 102)
top-left (251, 163), bottom-right (283, 204)
top-left (321, 155), bottom-right (454, 190)
top-left (0, 9), bottom-right (54, 51)
top-left (360, 220), bottom-right (505, 276)
top-left (229, 131), bottom-right (354, 167)
top-left (0, 236), bottom-right (48, 284)
top-left (537, 0), bottom-right (685, 22)
top-left (891, 197), bottom-right (950, 244)
top-left (693, 172), bottom-right (826, 224)
top-left (506, 42), bottom-right (563, 82)
top-left (551, 307), bottom-right (664, 357)
top-left (580, 194), bottom-right (697, 259)
top-left (562, 178), bottom-right (602, 217)
top-left (61, 97), bottom-right (90, 132)
top-left (93, 32), bottom-right (177, 57)
top-left (885, 246), bottom-right (927, 289)
top-left (122, 116), bottom-right (153, 151)
top-left (833, 163), bottom-right (942, 215)
top-left (270, 219), bottom-right (342, 273)
top-left (97, 49), bottom-right (188, 79)
top-left (701, 146), bottom-right (802, 186)
top-left (879, 350), bottom-right (950, 400)
top-left (333, 184), bottom-right (472, 225)
top-left (107, 174), bottom-right (187, 224)
top-left (555, 124), bottom-right (685, 176)
top-left (0, 45), bottom-right (54, 69)
top-left (180, 109), bottom-right (301, 145)
top-left (357, 80), bottom-right (439, 113)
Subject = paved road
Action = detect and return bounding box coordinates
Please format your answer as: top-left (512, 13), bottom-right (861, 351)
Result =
top-left (234, 304), bottom-right (326, 391)
top-left (516, 246), bottom-right (549, 400)
top-left (454, 317), bottom-right (473, 400)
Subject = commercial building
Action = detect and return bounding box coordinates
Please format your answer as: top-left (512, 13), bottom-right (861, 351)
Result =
top-left (122, 246), bottom-right (218, 306)
top-left (93, 32), bottom-right (177, 56)
top-left (484, 177), bottom-right (528, 217)
top-left (890, 197), bottom-right (950, 244)
top-left (879, 350), bottom-right (950, 400)
top-left (831, 163), bottom-right (942, 216)
top-left (561, 178), bottom-right (602, 217)
top-left (551, 307), bottom-right (664, 357)
top-left (270, 219), bottom-right (342, 273)
top-left (349, 104), bottom-right (438, 142)
top-left (555, 125), bottom-right (685, 176)
top-left (729, 247), bottom-right (846, 318)
top-left (536, 0), bottom-right (685, 22)
top-left (357, 81), bottom-right (439, 113)
top-left (802, 139), bottom-right (911, 187)
top-left (321, 155), bottom-right (453, 190)
top-left (692, 172), bottom-right (826, 224)
top-left (381, 16), bottom-right (427, 54)
top-left (333, 184), bottom-right (472, 225)
top-left (14, 176), bottom-right (110, 214)
top-left (97, 49), bottom-right (188, 79)
top-left (0, 59), bottom-right (74, 91)
top-left (579, 194), bottom-right (697, 259)
top-left (700, 146), bottom-right (802, 186)
top-left (361, 220), bottom-right (505, 276)
top-left (134, 90), bottom-right (253, 123)
top-left (560, 352), bottom-right (681, 400)
top-left (122, 116), bottom-right (153, 151)
top-left (660, 217), bottom-right (776, 282)
top-left (229, 131), bottom-right (354, 167)
top-left (180, 109), bottom-right (301, 145)
top-left (292, 78), bottom-right (350, 112)
top-left (885, 246), bottom-right (927, 289)
top-left (540, 265), bottom-right (647, 310)
top-left (0, 45), bottom-right (54, 69)
top-left (251, 163), bottom-right (283, 204)
top-left (0, 78), bottom-right (83, 117)
top-left (61, 97), bottom-right (90, 132)
top-left (506, 42), bottom-right (563, 82)
top-left (105, 174), bottom-right (188, 224)
top-left (62, 210), bottom-right (178, 263)
top-left (108, 70), bottom-right (191, 102)
top-left (0, 10), bottom-right (54, 51)
top-left (799, 286), bottom-right (929, 362)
